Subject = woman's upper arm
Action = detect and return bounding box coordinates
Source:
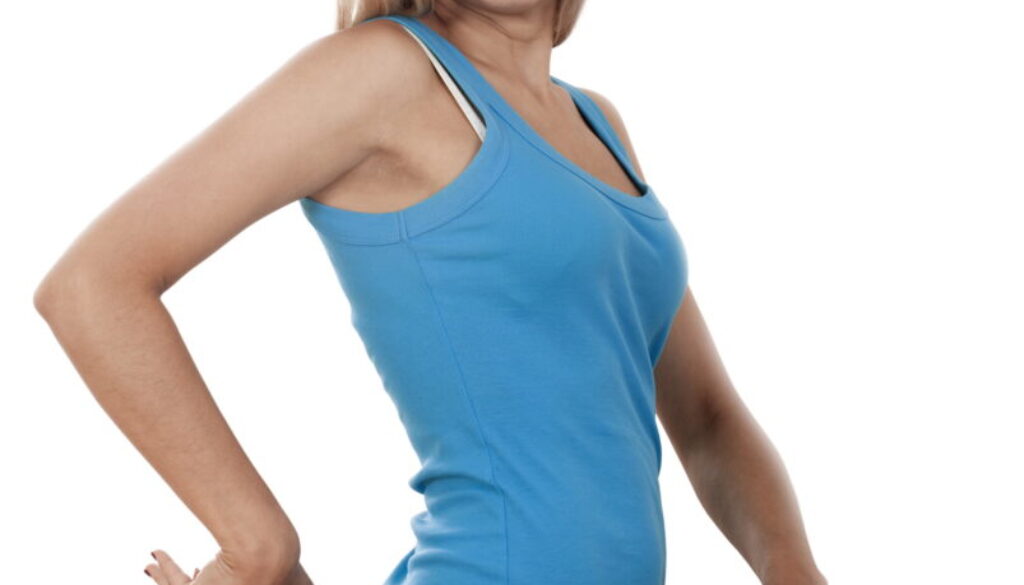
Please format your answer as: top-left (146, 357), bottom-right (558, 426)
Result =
top-left (653, 286), bottom-right (745, 447)
top-left (37, 20), bottom-right (424, 300)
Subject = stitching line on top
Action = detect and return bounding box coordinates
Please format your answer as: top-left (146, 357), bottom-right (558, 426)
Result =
top-left (401, 218), bottom-right (511, 585)
top-left (403, 130), bottom-right (513, 240)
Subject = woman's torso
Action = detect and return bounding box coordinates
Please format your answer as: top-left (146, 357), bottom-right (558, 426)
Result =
top-left (300, 13), bottom-right (689, 585)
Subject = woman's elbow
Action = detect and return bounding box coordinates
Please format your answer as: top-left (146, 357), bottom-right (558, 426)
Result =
top-left (33, 259), bottom-right (159, 327)
top-left (34, 263), bottom-right (79, 322)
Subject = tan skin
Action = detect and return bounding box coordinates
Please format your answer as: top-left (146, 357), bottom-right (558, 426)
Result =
top-left (34, 1), bottom-right (826, 584)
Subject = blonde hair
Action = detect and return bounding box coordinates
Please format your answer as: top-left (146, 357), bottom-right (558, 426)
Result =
top-left (336, 0), bottom-right (586, 47)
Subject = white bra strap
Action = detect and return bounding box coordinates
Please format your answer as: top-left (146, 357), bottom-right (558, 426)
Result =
top-left (399, 25), bottom-right (487, 142)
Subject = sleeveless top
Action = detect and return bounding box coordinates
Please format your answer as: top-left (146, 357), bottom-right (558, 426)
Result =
top-left (299, 13), bottom-right (689, 585)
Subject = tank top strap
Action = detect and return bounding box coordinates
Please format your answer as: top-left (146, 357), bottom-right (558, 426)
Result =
top-left (366, 14), bottom-right (499, 121)
top-left (397, 23), bottom-right (487, 141)
top-left (550, 77), bottom-right (640, 179)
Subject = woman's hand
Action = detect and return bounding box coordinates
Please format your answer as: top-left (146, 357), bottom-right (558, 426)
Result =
top-left (143, 550), bottom-right (200, 584)
top-left (144, 549), bottom-right (311, 585)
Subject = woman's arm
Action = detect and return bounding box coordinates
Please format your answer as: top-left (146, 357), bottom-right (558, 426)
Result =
top-left (653, 290), bottom-right (827, 585)
top-left (33, 21), bottom-right (431, 584)
top-left (580, 88), bottom-right (826, 584)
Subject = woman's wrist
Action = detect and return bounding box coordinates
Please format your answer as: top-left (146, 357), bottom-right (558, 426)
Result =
top-left (216, 520), bottom-right (301, 582)
top-left (759, 557), bottom-right (827, 585)
top-left (756, 548), bottom-right (827, 585)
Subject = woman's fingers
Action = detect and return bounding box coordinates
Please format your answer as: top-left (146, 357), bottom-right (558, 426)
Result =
top-left (143, 561), bottom-right (170, 585)
top-left (148, 549), bottom-right (193, 585)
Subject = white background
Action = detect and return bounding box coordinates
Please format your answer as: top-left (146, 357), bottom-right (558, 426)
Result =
top-left (2, 1), bottom-right (1022, 583)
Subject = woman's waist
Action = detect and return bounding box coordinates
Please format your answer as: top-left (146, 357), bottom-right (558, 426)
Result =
top-left (413, 450), bottom-right (665, 539)
top-left (407, 491), bottom-right (666, 585)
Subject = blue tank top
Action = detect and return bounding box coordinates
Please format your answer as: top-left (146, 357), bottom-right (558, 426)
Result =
top-left (300, 13), bottom-right (689, 585)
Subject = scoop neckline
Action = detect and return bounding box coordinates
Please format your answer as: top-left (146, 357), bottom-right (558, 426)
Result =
top-left (393, 14), bottom-right (668, 220)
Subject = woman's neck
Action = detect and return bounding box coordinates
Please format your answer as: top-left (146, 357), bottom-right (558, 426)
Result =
top-left (422, 1), bottom-right (559, 100)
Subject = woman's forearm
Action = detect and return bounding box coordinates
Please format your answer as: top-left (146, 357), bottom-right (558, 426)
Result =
top-left (36, 272), bottom-right (300, 579)
top-left (672, 403), bottom-right (826, 585)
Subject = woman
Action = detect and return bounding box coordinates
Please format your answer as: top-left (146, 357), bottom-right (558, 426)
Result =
top-left (34, 1), bottom-right (827, 584)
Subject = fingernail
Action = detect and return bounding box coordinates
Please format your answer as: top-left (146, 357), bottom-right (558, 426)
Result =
top-left (151, 551), bottom-right (157, 560)
top-left (144, 568), bottom-right (151, 576)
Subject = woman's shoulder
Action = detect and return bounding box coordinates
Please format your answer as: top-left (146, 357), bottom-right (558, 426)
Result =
top-left (291, 17), bottom-right (444, 107)
top-left (573, 85), bottom-right (647, 178)
top-left (573, 87), bottom-right (629, 138)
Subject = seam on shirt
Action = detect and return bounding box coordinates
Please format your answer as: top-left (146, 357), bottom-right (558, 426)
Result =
top-left (408, 162), bottom-right (513, 239)
top-left (404, 119), bottom-right (514, 240)
top-left (401, 215), bottom-right (511, 585)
